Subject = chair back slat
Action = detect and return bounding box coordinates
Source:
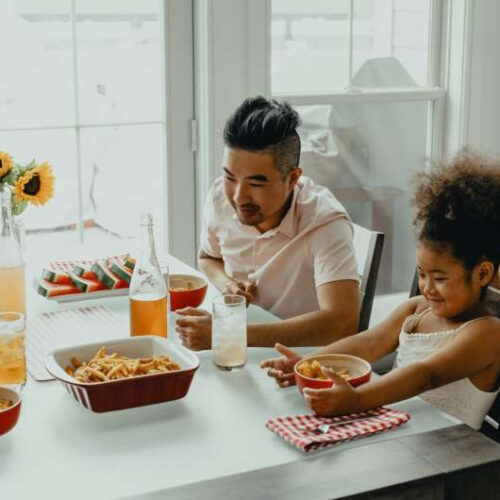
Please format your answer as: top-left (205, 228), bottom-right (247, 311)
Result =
top-left (352, 223), bottom-right (384, 332)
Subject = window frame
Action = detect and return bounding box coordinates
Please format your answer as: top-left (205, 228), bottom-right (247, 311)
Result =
top-left (268, 0), bottom-right (446, 169)
top-left (194, 0), bottom-right (473, 246)
top-left (0, 0), bottom-right (197, 265)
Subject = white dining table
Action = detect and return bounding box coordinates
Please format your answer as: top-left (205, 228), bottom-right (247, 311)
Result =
top-left (1, 255), bottom-right (499, 500)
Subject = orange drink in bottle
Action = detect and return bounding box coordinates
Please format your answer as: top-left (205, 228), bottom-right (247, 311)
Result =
top-left (129, 213), bottom-right (168, 337)
top-left (130, 293), bottom-right (167, 337)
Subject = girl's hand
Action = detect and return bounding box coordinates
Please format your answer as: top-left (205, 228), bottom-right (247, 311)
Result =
top-left (260, 343), bottom-right (302, 388)
top-left (303, 368), bottom-right (363, 417)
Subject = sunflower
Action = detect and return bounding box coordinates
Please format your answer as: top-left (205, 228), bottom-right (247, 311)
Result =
top-left (14, 162), bottom-right (54, 205)
top-left (0, 151), bottom-right (13, 180)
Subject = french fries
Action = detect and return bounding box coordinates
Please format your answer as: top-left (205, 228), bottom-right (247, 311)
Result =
top-left (170, 281), bottom-right (195, 292)
top-left (0, 398), bottom-right (13, 411)
top-left (297, 359), bottom-right (350, 381)
top-left (65, 346), bottom-right (181, 383)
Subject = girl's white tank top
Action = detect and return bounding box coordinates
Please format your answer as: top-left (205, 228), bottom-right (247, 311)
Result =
top-left (393, 309), bottom-right (500, 429)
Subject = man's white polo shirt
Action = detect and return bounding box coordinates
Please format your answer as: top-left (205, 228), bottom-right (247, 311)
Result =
top-left (200, 176), bottom-right (359, 319)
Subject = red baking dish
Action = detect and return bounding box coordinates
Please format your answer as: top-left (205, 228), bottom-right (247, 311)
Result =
top-left (45, 336), bottom-right (199, 412)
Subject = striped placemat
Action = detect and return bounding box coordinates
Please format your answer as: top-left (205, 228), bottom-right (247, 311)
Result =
top-left (266, 407), bottom-right (411, 453)
top-left (26, 306), bottom-right (129, 381)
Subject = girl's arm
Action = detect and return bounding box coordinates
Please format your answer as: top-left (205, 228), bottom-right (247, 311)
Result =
top-left (261, 296), bottom-right (422, 388)
top-left (315, 296), bottom-right (422, 363)
top-left (305, 317), bottom-right (500, 416)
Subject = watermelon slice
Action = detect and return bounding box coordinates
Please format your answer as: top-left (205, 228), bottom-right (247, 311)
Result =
top-left (41, 268), bottom-right (72, 285)
top-left (72, 263), bottom-right (97, 280)
top-left (69, 272), bottom-right (106, 293)
top-left (91, 262), bottom-right (128, 290)
top-left (37, 279), bottom-right (79, 298)
top-left (110, 261), bottom-right (133, 284)
top-left (124, 255), bottom-right (136, 270)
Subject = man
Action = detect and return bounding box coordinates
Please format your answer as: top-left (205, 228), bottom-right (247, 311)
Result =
top-left (176, 96), bottom-right (360, 350)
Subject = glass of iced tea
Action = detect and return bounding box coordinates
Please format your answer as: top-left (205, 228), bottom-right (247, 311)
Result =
top-left (0, 312), bottom-right (26, 387)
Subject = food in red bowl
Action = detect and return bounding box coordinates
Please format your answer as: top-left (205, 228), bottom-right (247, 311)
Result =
top-left (169, 274), bottom-right (208, 311)
top-left (294, 354), bottom-right (371, 393)
top-left (0, 386), bottom-right (21, 436)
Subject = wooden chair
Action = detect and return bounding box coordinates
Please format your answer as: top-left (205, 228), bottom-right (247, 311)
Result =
top-left (409, 269), bottom-right (500, 442)
top-left (352, 223), bottom-right (385, 332)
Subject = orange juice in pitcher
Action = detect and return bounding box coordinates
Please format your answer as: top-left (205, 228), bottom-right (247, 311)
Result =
top-left (129, 213), bottom-right (168, 337)
top-left (0, 190), bottom-right (26, 315)
top-left (0, 265), bottom-right (26, 315)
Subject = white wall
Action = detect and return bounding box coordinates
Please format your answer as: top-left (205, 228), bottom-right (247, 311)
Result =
top-left (466, 0), bottom-right (500, 154)
top-left (194, 0), bottom-right (267, 249)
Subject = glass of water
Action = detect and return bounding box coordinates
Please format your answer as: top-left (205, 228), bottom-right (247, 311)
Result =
top-left (212, 294), bottom-right (247, 371)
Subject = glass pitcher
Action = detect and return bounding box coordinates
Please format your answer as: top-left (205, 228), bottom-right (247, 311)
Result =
top-left (0, 190), bottom-right (26, 315)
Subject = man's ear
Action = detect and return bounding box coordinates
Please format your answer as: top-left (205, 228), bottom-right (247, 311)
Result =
top-left (475, 260), bottom-right (495, 286)
top-left (288, 167), bottom-right (302, 189)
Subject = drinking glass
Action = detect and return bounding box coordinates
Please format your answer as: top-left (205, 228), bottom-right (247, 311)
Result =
top-left (0, 312), bottom-right (26, 388)
top-left (212, 295), bottom-right (247, 371)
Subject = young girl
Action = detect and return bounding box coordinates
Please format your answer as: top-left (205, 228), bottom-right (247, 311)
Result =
top-left (261, 151), bottom-right (500, 429)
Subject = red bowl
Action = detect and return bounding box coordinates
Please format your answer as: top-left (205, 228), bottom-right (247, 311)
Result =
top-left (294, 354), bottom-right (371, 393)
top-left (0, 386), bottom-right (21, 436)
top-left (169, 274), bottom-right (208, 311)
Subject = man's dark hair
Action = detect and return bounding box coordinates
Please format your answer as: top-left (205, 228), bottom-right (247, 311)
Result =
top-left (223, 96), bottom-right (302, 177)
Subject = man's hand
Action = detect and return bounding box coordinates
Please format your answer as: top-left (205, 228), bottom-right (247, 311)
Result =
top-left (223, 279), bottom-right (256, 306)
top-left (175, 307), bottom-right (212, 351)
top-left (303, 368), bottom-right (362, 416)
top-left (260, 343), bottom-right (302, 388)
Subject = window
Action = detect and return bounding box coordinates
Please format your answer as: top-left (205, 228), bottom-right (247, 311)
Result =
top-left (0, 0), bottom-right (195, 263)
top-left (270, 0), bottom-right (444, 294)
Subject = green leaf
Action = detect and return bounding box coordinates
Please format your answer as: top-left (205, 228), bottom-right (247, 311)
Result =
top-left (11, 200), bottom-right (27, 216)
top-left (22, 160), bottom-right (36, 172)
top-left (3, 165), bottom-right (21, 185)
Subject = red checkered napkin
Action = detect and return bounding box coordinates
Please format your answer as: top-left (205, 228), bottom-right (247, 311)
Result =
top-left (49, 254), bottom-right (127, 272)
top-left (266, 407), bottom-right (411, 453)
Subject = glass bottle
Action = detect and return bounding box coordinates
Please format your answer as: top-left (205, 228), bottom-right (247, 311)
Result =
top-left (0, 190), bottom-right (26, 315)
top-left (129, 213), bottom-right (168, 337)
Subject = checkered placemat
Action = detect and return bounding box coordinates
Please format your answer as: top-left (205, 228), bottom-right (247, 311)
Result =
top-left (266, 407), bottom-right (411, 453)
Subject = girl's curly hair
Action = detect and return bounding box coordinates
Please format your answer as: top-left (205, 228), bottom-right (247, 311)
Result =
top-left (414, 149), bottom-right (500, 273)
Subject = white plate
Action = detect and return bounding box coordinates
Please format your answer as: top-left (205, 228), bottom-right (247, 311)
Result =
top-left (33, 277), bottom-right (129, 303)
top-left (34, 269), bottom-right (168, 303)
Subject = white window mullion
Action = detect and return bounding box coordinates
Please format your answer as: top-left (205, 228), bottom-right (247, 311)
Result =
top-left (276, 87), bottom-right (445, 106)
top-left (428, 0), bottom-right (445, 87)
top-left (70, 0), bottom-right (84, 244)
top-left (348, 0), bottom-right (354, 87)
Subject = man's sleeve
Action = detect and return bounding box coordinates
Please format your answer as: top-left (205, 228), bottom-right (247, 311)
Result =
top-left (310, 218), bottom-right (360, 287)
top-left (199, 183), bottom-right (223, 259)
